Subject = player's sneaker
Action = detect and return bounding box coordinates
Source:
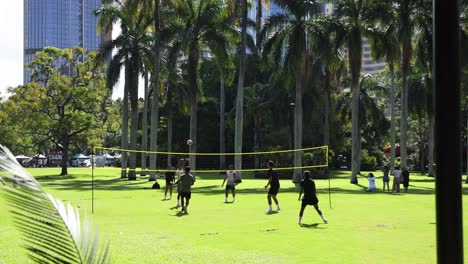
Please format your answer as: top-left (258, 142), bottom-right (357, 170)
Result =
top-left (266, 209), bottom-right (273, 214)
top-left (276, 206), bottom-right (281, 211)
top-left (321, 215), bottom-right (328, 223)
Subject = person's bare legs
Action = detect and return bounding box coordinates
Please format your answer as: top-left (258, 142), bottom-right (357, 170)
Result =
top-left (181, 196), bottom-right (185, 212)
top-left (313, 204), bottom-right (328, 223)
top-left (298, 205), bottom-right (306, 225)
top-left (225, 189), bottom-right (229, 203)
top-left (267, 194), bottom-right (273, 212)
top-left (231, 188), bottom-right (236, 202)
top-left (271, 194), bottom-right (280, 210)
top-left (185, 197), bottom-right (190, 213)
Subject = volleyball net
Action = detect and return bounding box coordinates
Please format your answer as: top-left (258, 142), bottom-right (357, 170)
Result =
top-left (92, 145), bottom-right (329, 174)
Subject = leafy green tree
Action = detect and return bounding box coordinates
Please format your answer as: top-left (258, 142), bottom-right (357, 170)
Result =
top-left (4, 47), bottom-right (107, 175)
top-left (337, 76), bottom-right (390, 165)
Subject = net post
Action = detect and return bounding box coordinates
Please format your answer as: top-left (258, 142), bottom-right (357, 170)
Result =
top-left (326, 146), bottom-right (332, 209)
top-left (91, 146), bottom-right (95, 214)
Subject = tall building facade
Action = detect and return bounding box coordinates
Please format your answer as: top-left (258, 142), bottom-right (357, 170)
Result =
top-left (24, 0), bottom-right (104, 84)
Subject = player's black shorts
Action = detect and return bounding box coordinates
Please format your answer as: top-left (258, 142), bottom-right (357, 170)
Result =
top-left (302, 196), bottom-right (319, 207)
top-left (166, 179), bottom-right (174, 185)
top-left (181, 192), bottom-right (191, 200)
top-left (268, 186), bottom-right (279, 195)
top-left (225, 184), bottom-right (235, 190)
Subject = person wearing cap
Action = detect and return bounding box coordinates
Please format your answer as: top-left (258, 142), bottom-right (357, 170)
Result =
top-left (297, 170), bottom-right (328, 225)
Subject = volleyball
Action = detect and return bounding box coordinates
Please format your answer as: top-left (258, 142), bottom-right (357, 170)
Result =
top-left (186, 139), bottom-right (193, 146)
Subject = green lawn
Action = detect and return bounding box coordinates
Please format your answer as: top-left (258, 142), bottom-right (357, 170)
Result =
top-left (1, 168), bottom-right (468, 263)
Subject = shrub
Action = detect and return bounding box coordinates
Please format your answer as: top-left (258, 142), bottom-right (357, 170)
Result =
top-left (361, 150), bottom-right (378, 171)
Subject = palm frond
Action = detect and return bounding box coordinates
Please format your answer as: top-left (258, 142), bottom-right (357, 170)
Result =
top-left (0, 145), bottom-right (109, 264)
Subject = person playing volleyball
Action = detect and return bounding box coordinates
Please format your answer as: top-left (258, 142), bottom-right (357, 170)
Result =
top-left (164, 165), bottom-right (175, 200)
top-left (264, 160), bottom-right (280, 213)
top-left (297, 170), bottom-right (328, 225)
top-left (174, 166), bottom-right (195, 214)
top-left (221, 164), bottom-right (237, 203)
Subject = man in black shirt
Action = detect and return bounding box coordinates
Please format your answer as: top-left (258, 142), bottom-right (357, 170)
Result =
top-left (298, 170), bottom-right (328, 225)
top-left (164, 165), bottom-right (175, 200)
top-left (264, 160), bottom-right (280, 213)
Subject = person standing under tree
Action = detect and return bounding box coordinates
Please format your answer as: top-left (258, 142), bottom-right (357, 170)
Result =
top-left (174, 166), bottom-right (195, 214)
top-left (401, 167), bottom-right (410, 192)
top-left (381, 165), bottom-right (390, 192)
top-left (298, 170), bottom-right (328, 225)
top-left (221, 164), bottom-right (237, 203)
top-left (264, 160), bottom-right (280, 213)
top-left (164, 165), bottom-right (175, 200)
top-left (392, 166), bottom-right (401, 193)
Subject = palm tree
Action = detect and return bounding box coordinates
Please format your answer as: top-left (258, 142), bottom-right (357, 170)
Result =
top-left (134, 0), bottom-right (163, 180)
top-left (234, 0), bottom-right (248, 177)
top-left (332, 0), bottom-right (390, 183)
top-left (396, 0), bottom-right (417, 169)
top-left (96, 1), bottom-right (152, 180)
top-left (141, 71), bottom-right (149, 176)
top-left (337, 75), bottom-right (390, 157)
top-left (407, 73), bottom-right (431, 172)
top-left (413, 0), bottom-right (434, 175)
top-left (244, 82), bottom-right (272, 169)
top-left (169, 0), bottom-right (232, 172)
top-left (368, 11), bottom-right (401, 171)
top-left (262, 0), bottom-right (324, 183)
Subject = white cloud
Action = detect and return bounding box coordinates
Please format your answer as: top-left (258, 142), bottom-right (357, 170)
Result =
top-left (0, 1), bottom-right (23, 97)
top-left (0, 3), bottom-right (143, 101)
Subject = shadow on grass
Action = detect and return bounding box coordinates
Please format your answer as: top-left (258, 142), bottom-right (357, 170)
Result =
top-left (173, 211), bottom-right (188, 217)
top-left (300, 223), bottom-right (327, 229)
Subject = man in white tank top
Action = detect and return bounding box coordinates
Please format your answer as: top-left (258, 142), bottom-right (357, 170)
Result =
top-left (221, 165), bottom-right (237, 203)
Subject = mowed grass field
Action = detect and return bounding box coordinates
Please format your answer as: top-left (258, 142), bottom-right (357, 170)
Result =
top-left (1, 168), bottom-right (468, 263)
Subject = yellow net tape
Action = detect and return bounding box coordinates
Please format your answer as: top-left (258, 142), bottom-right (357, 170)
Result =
top-left (92, 145), bottom-right (329, 173)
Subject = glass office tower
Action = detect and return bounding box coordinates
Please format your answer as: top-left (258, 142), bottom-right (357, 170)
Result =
top-left (24, 0), bottom-right (104, 83)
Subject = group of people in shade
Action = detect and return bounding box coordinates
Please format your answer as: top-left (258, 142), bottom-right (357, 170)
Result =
top-left (161, 159), bottom-right (328, 225)
top-left (366, 165), bottom-right (410, 192)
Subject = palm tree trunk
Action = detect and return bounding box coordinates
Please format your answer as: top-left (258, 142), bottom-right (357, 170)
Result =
top-left (428, 115), bottom-right (435, 176)
top-left (189, 94), bottom-right (198, 172)
top-left (188, 42), bottom-right (200, 172)
top-left (141, 71), bottom-right (149, 176)
top-left (219, 75), bottom-right (226, 169)
top-left (167, 82), bottom-right (173, 167)
top-left (256, 0), bottom-right (262, 50)
top-left (400, 74), bottom-right (409, 169)
top-left (150, 0), bottom-right (161, 181)
top-left (389, 62), bottom-right (396, 171)
top-left (253, 117), bottom-right (260, 169)
top-left (323, 69), bottom-right (330, 177)
top-left (128, 71), bottom-right (139, 180)
top-left (293, 63), bottom-right (304, 184)
top-left (351, 78), bottom-right (360, 184)
top-left (121, 81), bottom-right (129, 178)
top-left (234, 0), bottom-right (248, 178)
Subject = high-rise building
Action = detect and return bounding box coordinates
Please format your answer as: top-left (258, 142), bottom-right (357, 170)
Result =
top-left (23, 0), bottom-right (105, 84)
